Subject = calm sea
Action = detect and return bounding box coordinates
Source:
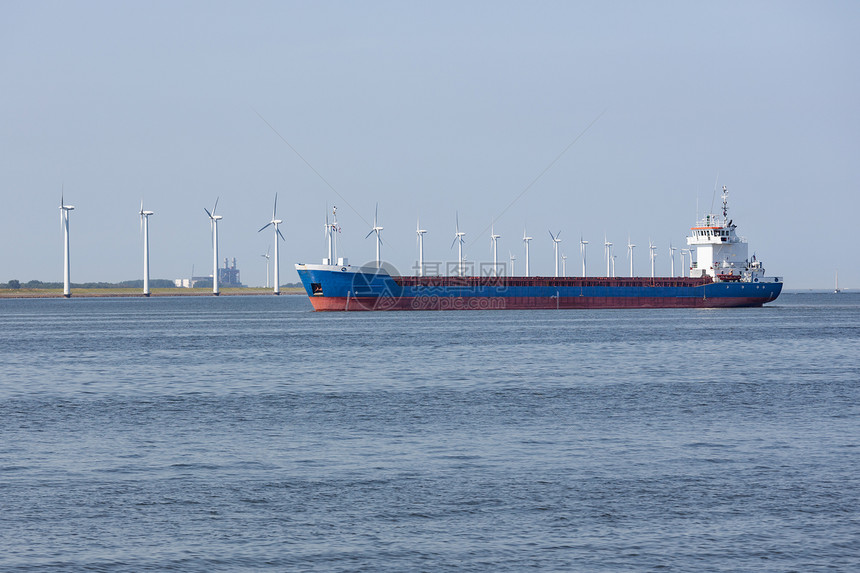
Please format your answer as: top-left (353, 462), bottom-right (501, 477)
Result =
top-left (1, 293), bottom-right (858, 572)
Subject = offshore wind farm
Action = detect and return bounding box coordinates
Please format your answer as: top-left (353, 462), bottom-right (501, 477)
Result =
top-left (18, 181), bottom-right (788, 306)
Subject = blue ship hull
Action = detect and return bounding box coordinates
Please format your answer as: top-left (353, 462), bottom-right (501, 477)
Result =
top-left (296, 264), bottom-right (782, 311)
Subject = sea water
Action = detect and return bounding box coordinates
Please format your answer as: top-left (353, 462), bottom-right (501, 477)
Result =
top-left (1, 294), bottom-right (858, 571)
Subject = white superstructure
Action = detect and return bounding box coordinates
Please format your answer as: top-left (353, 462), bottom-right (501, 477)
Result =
top-left (687, 186), bottom-right (778, 284)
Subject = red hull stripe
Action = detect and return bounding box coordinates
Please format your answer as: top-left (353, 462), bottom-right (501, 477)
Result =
top-left (309, 295), bottom-right (768, 311)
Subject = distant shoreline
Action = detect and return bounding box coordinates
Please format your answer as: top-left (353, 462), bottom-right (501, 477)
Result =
top-left (0, 287), bottom-right (306, 299)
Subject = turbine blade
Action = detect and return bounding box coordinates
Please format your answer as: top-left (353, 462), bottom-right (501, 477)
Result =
top-left (258, 222), bottom-right (272, 233)
top-left (277, 228), bottom-right (286, 242)
top-left (273, 193), bottom-right (278, 219)
top-left (204, 208), bottom-right (212, 218)
top-left (212, 197), bottom-right (219, 215)
top-left (365, 230), bottom-right (374, 239)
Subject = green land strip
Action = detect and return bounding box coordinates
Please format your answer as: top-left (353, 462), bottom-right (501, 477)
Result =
top-left (0, 287), bottom-right (306, 298)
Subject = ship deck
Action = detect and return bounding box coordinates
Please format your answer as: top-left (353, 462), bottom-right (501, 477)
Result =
top-left (393, 276), bottom-right (714, 288)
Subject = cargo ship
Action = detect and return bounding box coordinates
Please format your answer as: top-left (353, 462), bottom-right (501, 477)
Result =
top-left (296, 187), bottom-right (782, 310)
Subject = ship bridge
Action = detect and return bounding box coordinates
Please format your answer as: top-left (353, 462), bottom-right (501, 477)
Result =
top-left (686, 186), bottom-right (771, 283)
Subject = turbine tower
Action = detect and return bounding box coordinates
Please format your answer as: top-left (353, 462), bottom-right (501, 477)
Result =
top-left (649, 240), bottom-right (657, 278)
top-left (680, 248), bottom-right (690, 277)
top-left (204, 198), bottom-right (222, 296)
top-left (668, 242), bottom-right (677, 277)
top-left (324, 208), bottom-right (333, 264)
top-left (331, 206), bottom-right (339, 262)
top-left (365, 203), bottom-right (383, 267)
top-left (562, 253), bottom-right (567, 277)
top-left (451, 212), bottom-right (466, 276)
top-left (604, 235), bottom-right (613, 277)
top-left (258, 193), bottom-right (286, 294)
top-left (580, 236), bottom-right (588, 277)
top-left (490, 225), bottom-right (501, 276)
top-left (627, 236), bottom-right (636, 277)
top-left (139, 202), bottom-right (154, 296)
top-left (416, 218), bottom-right (427, 277)
top-left (549, 230), bottom-right (562, 277)
top-left (509, 251), bottom-right (516, 277)
top-left (261, 246), bottom-right (270, 288)
top-left (60, 193), bottom-right (74, 298)
top-left (523, 229), bottom-right (533, 277)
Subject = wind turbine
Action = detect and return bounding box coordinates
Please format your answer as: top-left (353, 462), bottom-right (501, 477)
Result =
top-left (562, 253), bottom-right (567, 277)
top-left (261, 246), bottom-right (270, 288)
top-left (604, 235), bottom-right (613, 277)
top-left (668, 242), bottom-right (677, 277)
top-left (509, 251), bottom-right (516, 277)
top-left (258, 193), bottom-right (285, 294)
top-left (549, 230), bottom-right (562, 277)
top-left (490, 225), bottom-right (501, 276)
top-left (331, 205), bottom-right (339, 262)
top-left (680, 248), bottom-right (690, 277)
top-left (612, 254), bottom-right (617, 278)
top-left (523, 229), bottom-right (533, 277)
top-left (627, 236), bottom-right (636, 277)
top-left (649, 239), bottom-right (657, 278)
top-left (580, 236), bottom-right (588, 277)
top-left (324, 208), bottom-right (333, 264)
top-left (204, 198), bottom-right (222, 296)
top-left (451, 212), bottom-right (466, 276)
top-left (60, 192), bottom-right (74, 298)
top-left (416, 218), bottom-right (427, 276)
top-left (365, 203), bottom-right (383, 267)
top-left (139, 202), bottom-right (154, 296)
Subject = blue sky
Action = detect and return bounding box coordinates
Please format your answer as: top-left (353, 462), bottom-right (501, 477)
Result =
top-left (2, 1), bottom-right (857, 288)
